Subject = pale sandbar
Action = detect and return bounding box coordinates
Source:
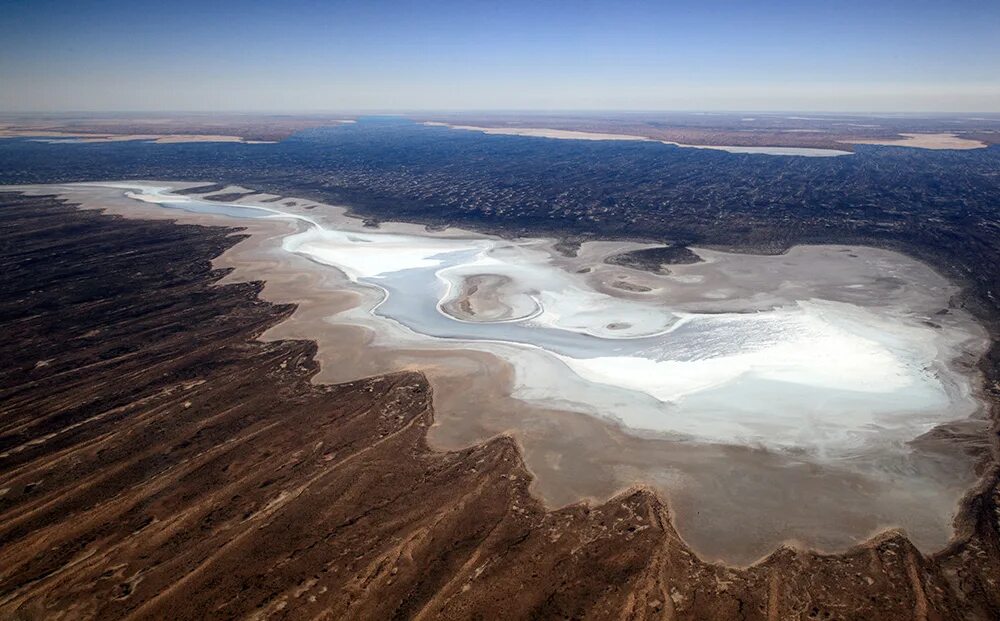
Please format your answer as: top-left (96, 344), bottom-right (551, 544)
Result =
top-left (844, 132), bottom-right (987, 150)
top-left (423, 122), bottom-right (853, 157)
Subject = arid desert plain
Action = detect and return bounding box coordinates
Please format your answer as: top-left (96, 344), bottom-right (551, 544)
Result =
top-left (11, 180), bottom-right (990, 565)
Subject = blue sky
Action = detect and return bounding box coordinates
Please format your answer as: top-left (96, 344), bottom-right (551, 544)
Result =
top-left (2, 0), bottom-right (998, 112)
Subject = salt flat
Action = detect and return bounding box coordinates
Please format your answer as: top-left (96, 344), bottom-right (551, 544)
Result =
top-left (9, 181), bottom-right (989, 564)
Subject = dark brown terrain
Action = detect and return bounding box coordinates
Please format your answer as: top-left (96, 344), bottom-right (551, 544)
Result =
top-left (1, 193), bottom-right (999, 620)
top-left (604, 246), bottom-right (703, 273)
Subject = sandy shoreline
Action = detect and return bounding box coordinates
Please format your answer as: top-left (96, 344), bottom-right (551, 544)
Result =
top-left (6, 180), bottom-right (992, 566)
top-left (423, 121), bottom-right (655, 142)
top-left (0, 129), bottom-right (275, 144)
top-left (0, 117), bottom-right (358, 144)
top-left (423, 121), bottom-right (994, 154)
top-left (422, 121), bottom-right (854, 156)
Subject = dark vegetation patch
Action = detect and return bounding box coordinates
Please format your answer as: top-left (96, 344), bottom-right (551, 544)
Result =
top-left (172, 183), bottom-right (227, 195)
top-left (604, 245), bottom-right (702, 273)
top-left (202, 191), bottom-right (256, 202)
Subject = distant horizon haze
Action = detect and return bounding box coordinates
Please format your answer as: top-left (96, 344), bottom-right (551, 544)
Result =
top-left (2, 0), bottom-right (999, 113)
top-left (4, 109), bottom-right (1000, 118)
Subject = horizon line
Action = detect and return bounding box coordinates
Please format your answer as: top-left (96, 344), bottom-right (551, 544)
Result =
top-left (3, 109), bottom-right (1000, 117)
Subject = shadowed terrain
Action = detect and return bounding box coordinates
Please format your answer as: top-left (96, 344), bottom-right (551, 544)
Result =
top-left (1, 193), bottom-right (1000, 620)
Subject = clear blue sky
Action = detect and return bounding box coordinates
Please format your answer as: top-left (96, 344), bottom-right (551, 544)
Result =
top-left (2, 0), bottom-right (998, 112)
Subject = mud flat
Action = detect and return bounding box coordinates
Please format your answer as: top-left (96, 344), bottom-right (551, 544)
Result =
top-left (439, 273), bottom-right (536, 321)
top-left (5, 181), bottom-right (991, 566)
